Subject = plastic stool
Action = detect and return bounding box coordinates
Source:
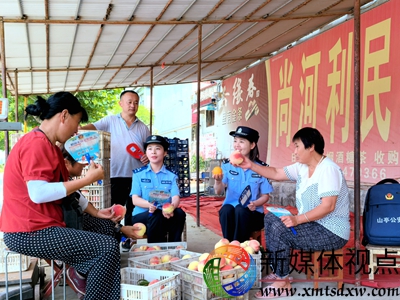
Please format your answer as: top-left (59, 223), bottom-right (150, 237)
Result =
top-left (306, 248), bottom-right (344, 289)
top-left (4, 249), bottom-right (23, 300)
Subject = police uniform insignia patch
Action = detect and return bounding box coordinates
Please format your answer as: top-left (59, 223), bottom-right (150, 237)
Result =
top-left (133, 165), bottom-right (147, 173)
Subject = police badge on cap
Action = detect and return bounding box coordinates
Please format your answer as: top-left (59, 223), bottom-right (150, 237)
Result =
top-left (144, 135), bottom-right (169, 150)
top-left (229, 126), bottom-right (259, 143)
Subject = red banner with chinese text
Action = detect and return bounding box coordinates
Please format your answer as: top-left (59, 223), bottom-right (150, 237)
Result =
top-left (266, 0), bottom-right (400, 184)
top-left (215, 63), bottom-right (269, 161)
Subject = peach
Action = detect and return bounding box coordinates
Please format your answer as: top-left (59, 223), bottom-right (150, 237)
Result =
top-left (133, 222), bottom-right (146, 238)
top-left (181, 254), bottom-right (192, 260)
top-left (248, 239), bottom-right (260, 252)
top-left (198, 253), bottom-right (209, 262)
top-left (214, 238), bottom-right (230, 249)
top-left (112, 204), bottom-right (126, 218)
top-left (153, 245), bottom-right (161, 250)
top-left (162, 203), bottom-right (174, 214)
top-left (139, 245), bottom-right (148, 251)
top-left (187, 261), bottom-right (199, 271)
top-left (229, 150), bottom-right (244, 165)
top-left (212, 166), bottom-right (223, 176)
top-left (220, 265), bottom-right (234, 279)
top-left (148, 279), bottom-right (160, 285)
top-left (149, 256), bottom-right (160, 265)
top-left (229, 240), bottom-right (241, 246)
top-left (161, 254), bottom-right (172, 263)
top-left (197, 260), bottom-right (206, 272)
top-left (146, 247), bottom-right (156, 251)
top-left (244, 246), bottom-right (255, 254)
top-left (175, 245), bottom-right (184, 249)
top-left (225, 258), bottom-right (237, 267)
top-left (210, 257), bottom-right (226, 268)
top-left (170, 257), bottom-right (180, 262)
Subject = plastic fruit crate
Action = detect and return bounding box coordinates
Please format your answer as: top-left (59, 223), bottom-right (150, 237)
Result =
top-left (73, 158), bottom-right (111, 186)
top-left (128, 249), bottom-right (201, 271)
top-left (80, 184), bottom-right (111, 210)
top-left (129, 242), bottom-right (187, 257)
top-left (120, 267), bottom-right (180, 300)
top-left (78, 130), bottom-right (111, 159)
top-left (0, 234), bottom-right (30, 274)
top-left (169, 256), bottom-right (250, 300)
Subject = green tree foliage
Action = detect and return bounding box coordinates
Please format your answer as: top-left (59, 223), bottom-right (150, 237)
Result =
top-left (0, 82), bottom-right (152, 150)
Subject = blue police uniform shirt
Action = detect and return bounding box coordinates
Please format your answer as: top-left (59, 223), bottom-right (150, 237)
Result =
top-left (221, 159), bottom-right (273, 213)
top-left (130, 164), bottom-right (180, 216)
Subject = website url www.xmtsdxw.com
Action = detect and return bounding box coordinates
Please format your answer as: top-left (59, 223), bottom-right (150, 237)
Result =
top-left (257, 286), bottom-right (400, 297)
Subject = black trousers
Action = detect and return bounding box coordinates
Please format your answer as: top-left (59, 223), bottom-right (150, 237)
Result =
top-left (111, 177), bottom-right (134, 226)
top-left (219, 204), bottom-right (264, 242)
top-left (132, 208), bottom-right (186, 243)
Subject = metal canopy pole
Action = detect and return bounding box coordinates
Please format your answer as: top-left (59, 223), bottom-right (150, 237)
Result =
top-left (353, 0), bottom-right (361, 286)
top-left (150, 66), bottom-right (153, 134)
top-left (14, 70), bottom-right (18, 122)
top-left (1, 18), bottom-right (10, 159)
top-left (196, 25), bottom-right (202, 227)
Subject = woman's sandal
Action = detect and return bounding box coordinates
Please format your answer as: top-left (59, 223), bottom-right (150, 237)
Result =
top-left (254, 285), bottom-right (291, 299)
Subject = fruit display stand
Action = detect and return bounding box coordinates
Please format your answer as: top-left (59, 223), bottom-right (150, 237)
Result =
top-left (128, 249), bottom-right (201, 271)
top-left (120, 267), bottom-right (181, 300)
top-left (129, 242), bottom-right (187, 258)
top-left (169, 256), bottom-right (249, 300)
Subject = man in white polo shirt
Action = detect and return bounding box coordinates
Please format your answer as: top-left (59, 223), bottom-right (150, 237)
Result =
top-left (81, 90), bottom-right (150, 248)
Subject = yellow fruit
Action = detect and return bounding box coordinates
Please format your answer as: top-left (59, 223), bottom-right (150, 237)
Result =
top-left (212, 166), bottom-right (223, 175)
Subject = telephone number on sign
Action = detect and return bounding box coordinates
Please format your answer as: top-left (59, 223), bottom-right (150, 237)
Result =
top-left (342, 167), bottom-right (386, 180)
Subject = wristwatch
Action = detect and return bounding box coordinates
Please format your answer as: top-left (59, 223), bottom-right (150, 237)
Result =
top-left (114, 224), bottom-right (123, 233)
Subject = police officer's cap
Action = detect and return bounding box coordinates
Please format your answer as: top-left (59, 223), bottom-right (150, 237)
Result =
top-left (144, 135), bottom-right (169, 150)
top-left (229, 126), bottom-right (259, 143)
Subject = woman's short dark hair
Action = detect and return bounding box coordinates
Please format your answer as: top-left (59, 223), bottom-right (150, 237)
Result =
top-left (292, 127), bottom-right (325, 155)
top-left (25, 92), bottom-right (88, 122)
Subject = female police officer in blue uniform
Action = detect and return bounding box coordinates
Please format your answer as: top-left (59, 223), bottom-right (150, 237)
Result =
top-left (130, 135), bottom-right (186, 243)
top-left (213, 126), bottom-right (273, 242)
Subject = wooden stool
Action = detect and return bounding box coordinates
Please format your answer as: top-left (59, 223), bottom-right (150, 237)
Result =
top-left (306, 248), bottom-right (344, 289)
top-left (250, 229), bottom-right (264, 244)
top-left (366, 244), bottom-right (400, 280)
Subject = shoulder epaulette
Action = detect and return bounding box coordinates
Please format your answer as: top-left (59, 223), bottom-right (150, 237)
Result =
top-left (222, 158), bottom-right (230, 164)
top-left (133, 165), bottom-right (147, 174)
top-left (255, 158), bottom-right (268, 167)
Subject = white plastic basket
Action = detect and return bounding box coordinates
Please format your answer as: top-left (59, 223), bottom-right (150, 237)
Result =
top-left (129, 242), bottom-right (187, 257)
top-left (128, 249), bottom-right (201, 271)
top-left (80, 184), bottom-right (111, 210)
top-left (169, 256), bottom-right (250, 300)
top-left (120, 267), bottom-right (181, 300)
top-left (0, 234), bottom-right (30, 274)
